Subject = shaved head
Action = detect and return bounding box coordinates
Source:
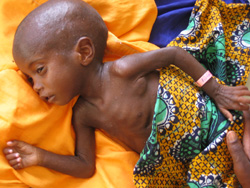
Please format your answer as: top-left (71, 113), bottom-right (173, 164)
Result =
top-left (13, 0), bottom-right (108, 61)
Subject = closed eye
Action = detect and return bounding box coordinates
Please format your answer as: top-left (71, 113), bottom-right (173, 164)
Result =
top-left (27, 76), bottom-right (33, 84)
top-left (36, 67), bottom-right (44, 74)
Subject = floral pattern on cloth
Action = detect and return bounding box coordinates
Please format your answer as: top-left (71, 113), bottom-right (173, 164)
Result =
top-left (133, 0), bottom-right (250, 187)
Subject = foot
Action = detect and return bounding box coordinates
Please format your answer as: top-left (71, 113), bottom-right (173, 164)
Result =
top-left (3, 140), bottom-right (41, 169)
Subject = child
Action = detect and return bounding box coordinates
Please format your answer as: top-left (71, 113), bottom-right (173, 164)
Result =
top-left (3, 0), bottom-right (250, 187)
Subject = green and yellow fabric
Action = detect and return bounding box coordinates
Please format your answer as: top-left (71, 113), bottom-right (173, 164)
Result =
top-left (134, 0), bottom-right (250, 187)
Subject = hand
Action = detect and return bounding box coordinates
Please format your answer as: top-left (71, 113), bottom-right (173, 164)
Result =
top-left (3, 140), bottom-right (42, 169)
top-left (213, 85), bottom-right (250, 121)
top-left (227, 110), bottom-right (250, 188)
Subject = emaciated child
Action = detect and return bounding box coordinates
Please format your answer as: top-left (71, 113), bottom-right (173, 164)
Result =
top-left (3, 0), bottom-right (250, 187)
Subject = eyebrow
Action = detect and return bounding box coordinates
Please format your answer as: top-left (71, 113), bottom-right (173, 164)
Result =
top-left (27, 58), bottom-right (44, 68)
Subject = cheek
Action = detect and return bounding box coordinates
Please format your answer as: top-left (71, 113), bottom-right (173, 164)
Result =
top-left (50, 74), bottom-right (79, 105)
top-left (47, 61), bottom-right (82, 104)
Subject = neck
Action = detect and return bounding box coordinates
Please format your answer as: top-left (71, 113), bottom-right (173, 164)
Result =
top-left (79, 60), bottom-right (105, 102)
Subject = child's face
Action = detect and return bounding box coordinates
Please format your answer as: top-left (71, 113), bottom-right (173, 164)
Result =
top-left (14, 48), bottom-right (83, 105)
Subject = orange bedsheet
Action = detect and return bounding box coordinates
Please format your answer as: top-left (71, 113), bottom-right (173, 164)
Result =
top-left (0, 0), bottom-right (159, 187)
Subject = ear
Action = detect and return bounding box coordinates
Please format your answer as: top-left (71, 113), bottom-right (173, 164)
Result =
top-left (75, 37), bottom-right (95, 66)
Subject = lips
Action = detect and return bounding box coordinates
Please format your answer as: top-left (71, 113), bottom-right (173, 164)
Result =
top-left (40, 95), bottom-right (55, 103)
top-left (47, 95), bottom-right (55, 103)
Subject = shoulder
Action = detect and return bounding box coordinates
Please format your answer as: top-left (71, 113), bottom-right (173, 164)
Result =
top-left (110, 55), bottom-right (139, 78)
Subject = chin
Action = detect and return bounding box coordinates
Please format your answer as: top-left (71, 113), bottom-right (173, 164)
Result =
top-left (52, 101), bottom-right (67, 106)
top-left (52, 98), bottom-right (72, 106)
top-left (47, 94), bottom-right (77, 106)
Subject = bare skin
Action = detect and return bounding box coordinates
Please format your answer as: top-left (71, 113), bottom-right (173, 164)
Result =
top-left (3, 0), bottom-right (250, 183)
top-left (227, 110), bottom-right (250, 188)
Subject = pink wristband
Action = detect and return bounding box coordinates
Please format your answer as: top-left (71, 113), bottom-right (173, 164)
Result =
top-left (195, 70), bottom-right (213, 87)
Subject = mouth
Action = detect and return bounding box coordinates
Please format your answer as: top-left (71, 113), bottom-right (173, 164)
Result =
top-left (41, 95), bottom-right (55, 103)
top-left (47, 95), bottom-right (55, 103)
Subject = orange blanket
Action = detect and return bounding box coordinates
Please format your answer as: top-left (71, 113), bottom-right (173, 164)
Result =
top-left (0, 0), bottom-right (159, 187)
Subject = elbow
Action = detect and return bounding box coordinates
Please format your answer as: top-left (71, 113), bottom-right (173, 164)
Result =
top-left (160, 46), bottom-right (183, 65)
top-left (166, 46), bottom-right (187, 64)
top-left (167, 46), bottom-right (184, 54)
top-left (168, 46), bottom-right (183, 58)
top-left (83, 164), bottom-right (96, 178)
top-left (74, 163), bottom-right (96, 179)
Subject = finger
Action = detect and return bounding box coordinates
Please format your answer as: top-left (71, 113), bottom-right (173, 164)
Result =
top-left (232, 103), bottom-right (249, 111)
top-left (222, 101), bottom-right (249, 111)
top-left (237, 96), bottom-right (250, 104)
top-left (3, 148), bottom-right (13, 155)
top-left (12, 163), bottom-right (22, 170)
top-left (227, 131), bottom-right (247, 164)
top-left (7, 140), bottom-right (23, 147)
top-left (234, 85), bottom-right (249, 90)
top-left (5, 153), bottom-right (20, 161)
top-left (219, 108), bottom-right (233, 122)
top-left (233, 85), bottom-right (250, 93)
top-left (6, 141), bottom-right (15, 147)
top-left (227, 131), bottom-right (250, 187)
top-left (9, 157), bottom-right (22, 168)
top-left (7, 140), bottom-right (27, 151)
top-left (243, 110), bottom-right (250, 159)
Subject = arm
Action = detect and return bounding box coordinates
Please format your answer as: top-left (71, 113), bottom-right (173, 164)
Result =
top-left (40, 120), bottom-right (96, 178)
top-left (227, 110), bottom-right (250, 187)
top-left (115, 47), bottom-right (214, 80)
top-left (115, 47), bottom-right (250, 120)
top-left (3, 99), bottom-right (96, 178)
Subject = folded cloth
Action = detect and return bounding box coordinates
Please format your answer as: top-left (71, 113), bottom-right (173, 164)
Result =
top-left (149, 0), bottom-right (250, 47)
top-left (0, 0), bottom-right (158, 187)
top-left (134, 0), bottom-right (250, 187)
top-left (149, 0), bottom-right (196, 47)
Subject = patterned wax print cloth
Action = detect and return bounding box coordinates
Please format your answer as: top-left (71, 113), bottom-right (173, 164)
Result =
top-left (134, 0), bottom-right (250, 187)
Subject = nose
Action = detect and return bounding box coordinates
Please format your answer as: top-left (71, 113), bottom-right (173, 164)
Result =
top-left (33, 80), bottom-right (43, 94)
